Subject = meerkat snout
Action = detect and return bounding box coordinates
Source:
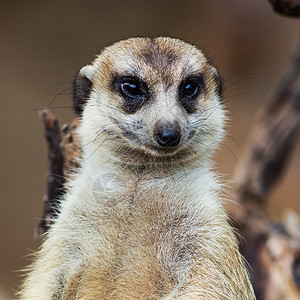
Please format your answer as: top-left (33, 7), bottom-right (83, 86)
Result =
top-left (154, 122), bottom-right (181, 148)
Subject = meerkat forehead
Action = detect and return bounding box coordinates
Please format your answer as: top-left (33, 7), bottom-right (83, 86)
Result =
top-left (92, 37), bottom-right (208, 88)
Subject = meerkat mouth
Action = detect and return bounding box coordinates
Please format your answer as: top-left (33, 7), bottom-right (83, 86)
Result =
top-left (111, 139), bottom-right (196, 169)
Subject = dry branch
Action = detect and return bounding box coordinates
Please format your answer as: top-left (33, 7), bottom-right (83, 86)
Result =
top-left (35, 111), bottom-right (80, 236)
top-left (35, 110), bottom-right (65, 236)
top-left (235, 40), bottom-right (300, 206)
top-left (269, 0), bottom-right (300, 17)
top-left (231, 37), bottom-right (300, 299)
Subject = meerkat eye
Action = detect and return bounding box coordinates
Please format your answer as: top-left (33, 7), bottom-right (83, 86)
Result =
top-left (121, 81), bottom-right (143, 98)
top-left (113, 76), bottom-right (149, 114)
top-left (182, 81), bottom-right (199, 97)
top-left (180, 76), bottom-right (204, 99)
top-left (179, 75), bottom-right (205, 113)
top-left (118, 77), bottom-right (147, 100)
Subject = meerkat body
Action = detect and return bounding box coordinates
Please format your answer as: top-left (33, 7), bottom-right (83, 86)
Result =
top-left (20, 37), bottom-right (255, 299)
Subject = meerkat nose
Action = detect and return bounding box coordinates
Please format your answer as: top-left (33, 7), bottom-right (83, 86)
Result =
top-left (155, 122), bottom-right (181, 148)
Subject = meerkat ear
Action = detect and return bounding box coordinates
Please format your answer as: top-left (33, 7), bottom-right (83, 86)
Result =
top-left (73, 65), bottom-right (95, 115)
top-left (210, 66), bottom-right (222, 98)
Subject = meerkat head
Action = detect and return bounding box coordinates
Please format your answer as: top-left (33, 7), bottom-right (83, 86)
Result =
top-left (73, 37), bottom-right (225, 169)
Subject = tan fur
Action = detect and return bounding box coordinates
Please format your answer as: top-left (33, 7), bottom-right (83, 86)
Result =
top-left (19, 37), bottom-right (256, 299)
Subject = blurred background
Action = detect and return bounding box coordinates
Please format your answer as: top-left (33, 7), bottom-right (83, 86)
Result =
top-left (0, 1), bottom-right (299, 298)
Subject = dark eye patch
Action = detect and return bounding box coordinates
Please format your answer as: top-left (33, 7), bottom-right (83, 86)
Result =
top-left (112, 75), bottom-right (149, 114)
top-left (179, 75), bottom-right (205, 113)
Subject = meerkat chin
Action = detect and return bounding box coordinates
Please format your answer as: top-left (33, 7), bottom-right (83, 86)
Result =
top-left (19, 37), bottom-right (256, 299)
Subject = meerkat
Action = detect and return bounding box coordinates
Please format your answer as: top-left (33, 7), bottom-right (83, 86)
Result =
top-left (20, 37), bottom-right (256, 299)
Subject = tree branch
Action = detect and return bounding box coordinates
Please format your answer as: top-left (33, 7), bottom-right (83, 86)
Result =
top-left (269, 0), bottom-right (300, 17)
top-left (234, 38), bottom-right (300, 206)
top-left (35, 110), bottom-right (65, 236)
top-left (232, 37), bottom-right (300, 299)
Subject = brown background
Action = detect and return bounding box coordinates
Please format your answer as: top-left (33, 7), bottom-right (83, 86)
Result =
top-left (0, 1), bottom-right (299, 298)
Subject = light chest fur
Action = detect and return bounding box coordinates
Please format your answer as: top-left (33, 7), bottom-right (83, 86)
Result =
top-left (20, 37), bottom-right (255, 299)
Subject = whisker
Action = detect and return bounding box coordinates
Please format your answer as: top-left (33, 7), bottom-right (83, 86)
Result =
top-left (31, 106), bottom-right (74, 111)
top-left (223, 77), bottom-right (257, 92)
top-left (96, 101), bottom-right (138, 123)
top-left (82, 135), bottom-right (110, 162)
top-left (48, 92), bottom-right (72, 97)
top-left (224, 133), bottom-right (241, 150)
top-left (209, 128), bottom-right (241, 150)
top-left (191, 104), bottom-right (221, 127)
top-left (46, 81), bottom-right (72, 89)
top-left (220, 142), bottom-right (239, 167)
top-left (81, 128), bottom-right (108, 148)
top-left (46, 87), bottom-right (73, 109)
top-left (223, 90), bottom-right (254, 100)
